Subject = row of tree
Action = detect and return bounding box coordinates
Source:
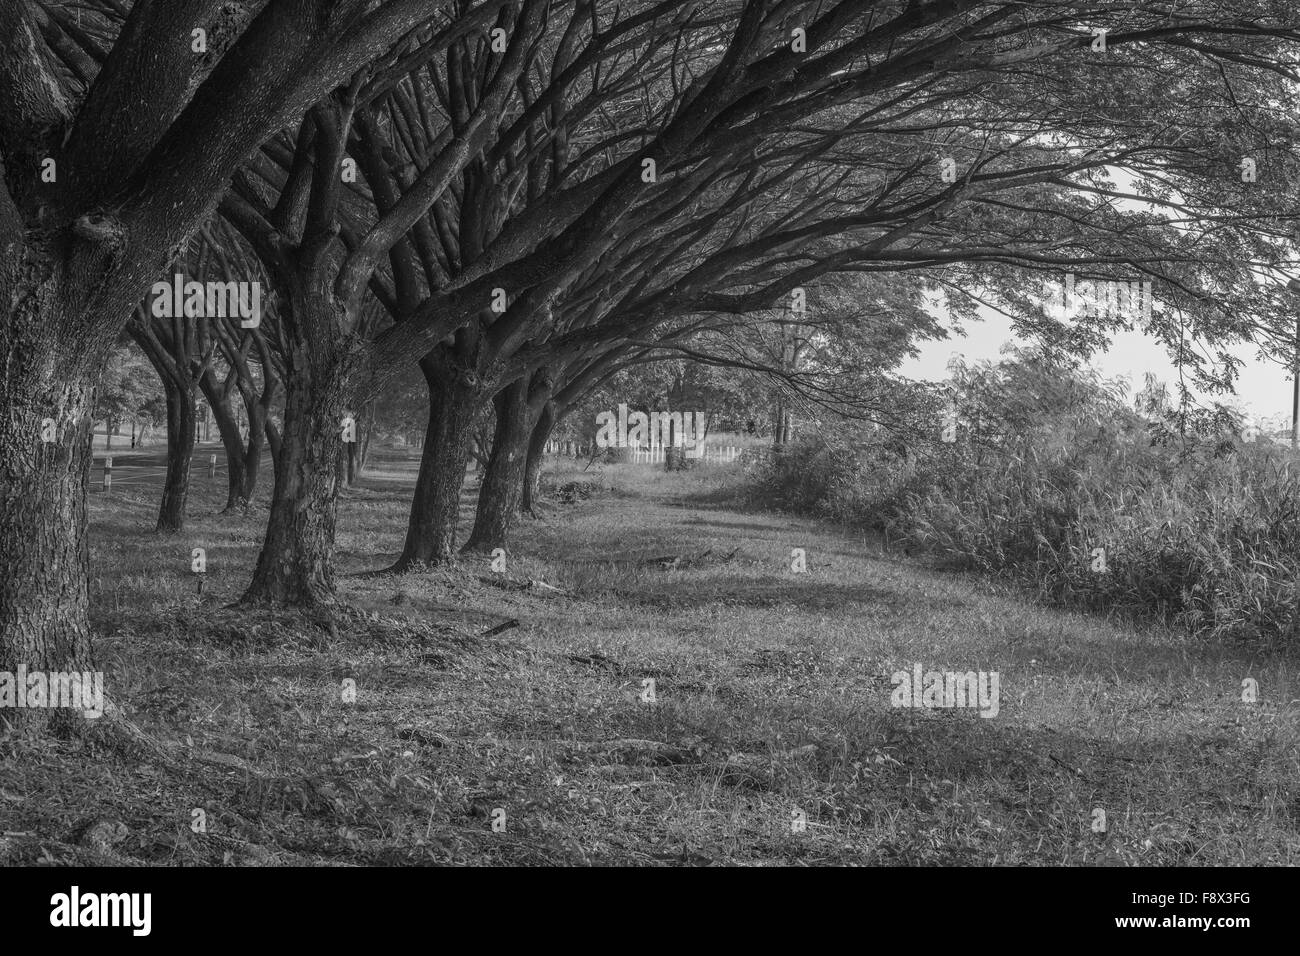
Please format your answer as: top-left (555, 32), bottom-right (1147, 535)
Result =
top-left (2, 0), bottom-right (1298, 731)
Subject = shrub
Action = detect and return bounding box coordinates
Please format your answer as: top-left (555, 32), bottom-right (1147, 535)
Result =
top-left (747, 351), bottom-right (1300, 646)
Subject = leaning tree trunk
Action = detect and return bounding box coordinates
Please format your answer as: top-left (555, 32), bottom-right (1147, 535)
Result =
top-left (156, 380), bottom-right (198, 533)
top-left (393, 357), bottom-right (486, 569)
top-left (0, 292), bottom-right (99, 733)
top-left (235, 400), bottom-right (267, 506)
top-left (265, 417), bottom-right (283, 470)
top-left (463, 378), bottom-right (534, 552)
top-left (358, 401), bottom-right (375, 474)
top-left (202, 376), bottom-right (260, 511)
top-left (522, 400), bottom-right (560, 515)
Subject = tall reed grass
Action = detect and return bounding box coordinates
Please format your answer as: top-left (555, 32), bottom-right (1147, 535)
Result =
top-left (749, 354), bottom-right (1300, 645)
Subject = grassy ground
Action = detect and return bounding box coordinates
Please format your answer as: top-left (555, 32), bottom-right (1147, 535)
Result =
top-left (1, 453), bottom-right (1297, 866)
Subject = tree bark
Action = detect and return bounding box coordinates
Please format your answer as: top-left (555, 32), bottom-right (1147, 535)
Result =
top-left (354, 400), bottom-right (375, 480)
top-left (522, 400), bottom-right (559, 515)
top-left (201, 372), bottom-right (264, 510)
top-left (0, 298), bottom-right (97, 734)
top-left (345, 439), bottom-right (359, 487)
top-left (265, 417), bottom-right (283, 468)
top-left (772, 402), bottom-right (793, 450)
top-left (156, 380), bottom-right (197, 533)
top-left (463, 378), bottom-right (534, 552)
top-left (392, 353), bottom-right (487, 568)
top-left (241, 356), bottom-right (351, 606)
top-left (240, 265), bottom-right (358, 607)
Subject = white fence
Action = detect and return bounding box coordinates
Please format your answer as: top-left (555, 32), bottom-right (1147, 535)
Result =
top-left (544, 441), bottom-right (743, 464)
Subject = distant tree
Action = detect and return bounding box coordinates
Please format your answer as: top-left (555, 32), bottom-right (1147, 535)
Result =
top-left (94, 345), bottom-right (157, 451)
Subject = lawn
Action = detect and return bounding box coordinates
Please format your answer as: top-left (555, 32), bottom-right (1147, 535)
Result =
top-left (1, 454), bottom-right (1296, 865)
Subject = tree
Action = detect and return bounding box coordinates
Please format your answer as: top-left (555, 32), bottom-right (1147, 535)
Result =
top-left (223, 0), bottom-right (1300, 598)
top-left (93, 343), bottom-right (156, 453)
top-left (194, 221), bottom-right (284, 511)
top-left (11, 0), bottom-right (1299, 651)
top-left (127, 297), bottom-right (210, 533)
top-left (0, 0), bottom-right (487, 729)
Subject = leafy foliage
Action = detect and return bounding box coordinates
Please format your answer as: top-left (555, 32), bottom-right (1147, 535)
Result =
top-left (752, 348), bottom-right (1300, 645)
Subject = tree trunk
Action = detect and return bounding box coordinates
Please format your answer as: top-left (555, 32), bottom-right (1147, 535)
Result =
top-left (344, 440), bottom-right (358, 486)
top-left (241, 354), bottom-right (351, 607)
top-left (355, 401), bottom-right (375, 478)
top-left (772, 402), bottom-right (793, 450)
top-left (244, 401), bottom-right (267, 491)
top-left (522, 400), bottom-right (559, 515)
top-left (0, 307), bottom-right (98, 734)
top-left (265, 417), bottom-right (283, 469)
top-left (343, 402), bottom-right (374, 487)
top-left (156, 381), bottom-right (197, 533)
top-left (202, 376), bottom-right (261, 510)
top-left (393, 356), bottom-right (486, 568)
top-left (464, 378), bottom-right (534, 552)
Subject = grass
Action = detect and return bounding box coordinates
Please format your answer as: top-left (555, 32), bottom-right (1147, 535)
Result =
top-left (1, 453), bottom-right (1297, 865)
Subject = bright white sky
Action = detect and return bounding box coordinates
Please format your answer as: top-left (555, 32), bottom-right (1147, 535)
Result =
top-left (900, 302), bottom-right (1295, 425)
top-left (899, 158), bottom-right (1298, 424)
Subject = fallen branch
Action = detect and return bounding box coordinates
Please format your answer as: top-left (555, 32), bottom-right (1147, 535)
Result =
top-left (479, 619), bottom-right (520, 638)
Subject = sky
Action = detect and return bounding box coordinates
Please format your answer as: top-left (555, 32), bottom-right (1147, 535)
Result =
top-left (896, 160), bottom-right (1299, 425)
top-left (898, 301), bottom-right (1296, 426)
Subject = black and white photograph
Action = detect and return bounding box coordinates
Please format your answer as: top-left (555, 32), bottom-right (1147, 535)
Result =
top-left (0, 0), bottom-right (1296, 926)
